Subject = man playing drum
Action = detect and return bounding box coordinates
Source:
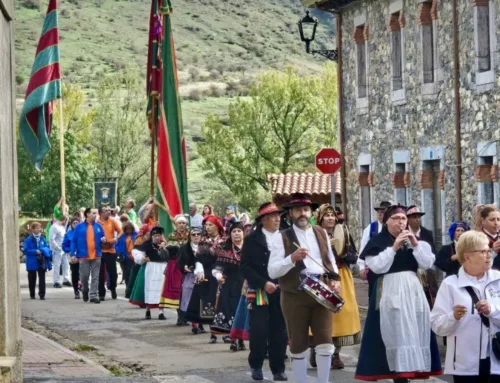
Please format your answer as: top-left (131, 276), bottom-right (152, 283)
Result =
top-left (268, 193), bottom-right (341, 383)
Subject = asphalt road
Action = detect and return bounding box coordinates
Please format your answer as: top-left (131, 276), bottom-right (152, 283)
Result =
top-left (20, 265), bottom-right (454, 383)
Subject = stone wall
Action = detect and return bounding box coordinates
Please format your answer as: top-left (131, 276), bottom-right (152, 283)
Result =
top-left (340, 0), bottom-right (500, 245)
top-left (0, 1), bottom-right (22, 382)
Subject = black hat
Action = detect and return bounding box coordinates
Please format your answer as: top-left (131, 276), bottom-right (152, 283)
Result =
top-left (150, 226), bottom-right (165, 236)
top-left (283, 193), bottom-right (319, 210)
top-left (229, 221), bottom-right (245, 233)
top-left (374, 201), bottom-right (392, 212)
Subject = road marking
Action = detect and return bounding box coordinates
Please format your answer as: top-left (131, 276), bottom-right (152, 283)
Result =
top-left (153, 375), bottom-right (215, 383)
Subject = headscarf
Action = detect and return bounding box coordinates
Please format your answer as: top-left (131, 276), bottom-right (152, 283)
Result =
top-left (203, 215), bottom-right (224, 234)
top-left (448, 221), bottom-right (470, 242)
top-left (382, 204), bottom-right (407, 224)
top-left (174, 214), bottom-right (188, 224)
top-left (317, 204), bottom-right (337, 225)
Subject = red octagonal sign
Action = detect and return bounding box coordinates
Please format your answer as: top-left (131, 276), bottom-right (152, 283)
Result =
top-left (315, 148), bottom-right (342, 174)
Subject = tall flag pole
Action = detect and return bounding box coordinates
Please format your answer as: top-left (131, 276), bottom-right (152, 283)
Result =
top-left (147, 0), bottom-right (163, 200)
top-left (155, 0), bottom-right (189, 234)
top-left (19, 0), bottom-right (63, 192)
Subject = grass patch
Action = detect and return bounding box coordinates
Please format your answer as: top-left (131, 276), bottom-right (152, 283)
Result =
top-left (106, 365), bottom-right (129, 377)
top-left (71, 344), bottom-right (97, 352)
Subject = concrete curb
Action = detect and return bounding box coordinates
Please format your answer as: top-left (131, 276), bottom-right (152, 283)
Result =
top-left (22, 328), bottom-right (112, 376)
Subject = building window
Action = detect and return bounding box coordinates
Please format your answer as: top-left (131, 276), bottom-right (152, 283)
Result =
top-left (393, 163), bottom-right (408, 205)
top-left (358, 164), bottom-right (372, 228)
top-left (418, 1), bottom-right (437, 83)
top-left (387, 9), bottom-right (406, 103)
top-left (473, 0), bottom-right (496, 90)
top-left (353, 19), bottom-right (369, 114)
top-left (353, 24), bottom-right (368, 98)
top-left (476, 156), bottom-right (495, 204)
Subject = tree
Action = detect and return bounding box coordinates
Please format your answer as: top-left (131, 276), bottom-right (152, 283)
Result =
top-left (18, 86), bottom-right (97, 216)
top-left (197, 65), bottom-right (338, 206)
top-left (91, 69), bottom-right (151, 204)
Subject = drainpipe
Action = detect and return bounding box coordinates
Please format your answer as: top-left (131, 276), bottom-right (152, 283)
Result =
top-left (452, 0), bottom-right (462, 220)
top-left (336, 12), bottom-right (348, 222)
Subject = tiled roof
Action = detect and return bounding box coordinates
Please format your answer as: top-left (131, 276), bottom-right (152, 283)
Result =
top-left (268, 173), bottom-right (341, 197)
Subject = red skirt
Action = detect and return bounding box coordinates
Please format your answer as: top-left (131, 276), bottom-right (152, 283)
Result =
top-left (159, 258), bottom-right (183, 309)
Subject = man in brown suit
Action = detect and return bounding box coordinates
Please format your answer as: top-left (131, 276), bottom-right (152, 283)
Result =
top-left (268, 193), bottom-right (340, 383)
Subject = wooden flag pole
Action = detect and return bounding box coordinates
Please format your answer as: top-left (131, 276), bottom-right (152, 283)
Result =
top-left (58, 97), bottom-right (66, 201)
top-left (150, 98), bottom-right (156, 197)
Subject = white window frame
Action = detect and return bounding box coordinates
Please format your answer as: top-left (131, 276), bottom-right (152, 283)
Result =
top-left (476, 141), bottom-right (499, 205)
top-left (354, 11), bottom-right (369, 115)
top-left (473, 0), bottom-right (496, 92)
top-left (389, 0), bottom-right (406, 105)
top-left (418, 0), bottom-right (441, 99)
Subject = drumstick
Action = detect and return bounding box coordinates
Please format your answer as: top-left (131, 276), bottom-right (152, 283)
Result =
top-left (293, 241), bottom-right (331, 274)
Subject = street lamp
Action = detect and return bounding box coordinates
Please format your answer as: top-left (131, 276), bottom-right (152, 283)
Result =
top-left (298, 11), bottom-right (338, 62)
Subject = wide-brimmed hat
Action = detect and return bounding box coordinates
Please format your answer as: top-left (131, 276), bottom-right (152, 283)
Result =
top-left (374, 201), bottom-right (392, 212)
top-left (406, 205), bottom-right (425, 217)
top-left (283, 193), bottom-right (318, 210)
top-left (255, 202), bottom-right (284, 221)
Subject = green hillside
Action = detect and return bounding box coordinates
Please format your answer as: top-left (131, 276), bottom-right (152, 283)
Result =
top-left (14, 0), bottom-right (335, 206)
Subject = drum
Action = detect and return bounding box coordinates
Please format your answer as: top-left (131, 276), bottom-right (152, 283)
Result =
top-left (300, 275), bottom-right (344, 313)
top-left (333, 224), bottom-right (350, 257)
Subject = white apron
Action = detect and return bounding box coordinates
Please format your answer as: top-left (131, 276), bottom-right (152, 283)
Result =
top-left (144, 262), bottom-right (167, 305)
top-left (380, 271), bottom-right (431, 372)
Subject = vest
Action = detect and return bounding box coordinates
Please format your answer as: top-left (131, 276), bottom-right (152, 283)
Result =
top-left (278, 226), bottom-right (337, 293)
top-left (369, 221), bottom-right (379, 238)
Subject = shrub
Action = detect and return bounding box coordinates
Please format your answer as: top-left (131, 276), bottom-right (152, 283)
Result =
top-left (15, 75), bottom-right (25, 86)
top-left (187, 89), bottom-right (203, 101)
top-left (22, 0), bottom-right (39, 9)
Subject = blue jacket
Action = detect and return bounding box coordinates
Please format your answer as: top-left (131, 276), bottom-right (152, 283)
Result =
top-left (115, 232), bottom-right (137, 264)
top-left (62, 229), bottom-right (75, 254)
top-left (23, 235), bottom-right (52, 271)
top-left (70, 221), bottom-right (105, 259)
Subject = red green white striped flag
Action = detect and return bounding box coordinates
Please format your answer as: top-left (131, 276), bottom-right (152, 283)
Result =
top-left (151, 0), bottom-right (189, 233)
top-left (19, 0), bottom-right (62, 171)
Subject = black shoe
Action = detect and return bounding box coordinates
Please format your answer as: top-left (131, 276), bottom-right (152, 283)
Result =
top-left (90, 298), bottom-right (100, 304)
top-left (99, 296), bottom-right (105, 302)
top-left (62, 281), bottom-right (72, 287)
top-left (222, 335), bottom-right (232, 344)
top-left (111, 289), bottom-right (117, 300)
top-left (82, 292), bottom-right (89, 302)
top-left (74, 293), bottom-right (80, 299)
top-left (40, 297), bottom-right (45, 300)
top-left (198, 324), bottom-right (206, 334)
top-left (237, 339), bottom-right (246, 351)
top-left (230, 342), bottom-right (238, 352)
top-left (273, 372), bottom-right (288, 381)
top-left (191, 327), bottom-right (200, 335)
top-left (53, 283), bottom-right (62, 288)
top-left (30, 295), bottom-right (35, 300)
top-left (145, 310), bottom-right (151, 320)
top-left (251, 368), bottom-right (263, 381)
top-left (158, 313), bottom-right (166, 320)
top-left (309, 347), bottom-right (317, 368)
top-left (209, 335), bottom-right (217, 344)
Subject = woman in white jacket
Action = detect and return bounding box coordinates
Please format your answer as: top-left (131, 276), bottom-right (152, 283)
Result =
top-left (430, 230), bottom-right (500, 382)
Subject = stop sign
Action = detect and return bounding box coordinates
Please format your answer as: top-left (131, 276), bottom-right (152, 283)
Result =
top-left (315, 148), bottom-right (342, 174)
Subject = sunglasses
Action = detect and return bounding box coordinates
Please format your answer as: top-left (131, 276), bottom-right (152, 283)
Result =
top-left (191, 233), bottom-right (201, 237)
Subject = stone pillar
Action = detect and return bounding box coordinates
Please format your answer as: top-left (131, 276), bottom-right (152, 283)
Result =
top-left (0, 1), bottom-right (23, 382)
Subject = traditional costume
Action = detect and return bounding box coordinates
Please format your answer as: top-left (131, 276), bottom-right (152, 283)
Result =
top-left (177, 227), bottom-right (206, 334)
top-left (210, 222), bottom-right (245, 348)
top-left (240, 202), bottom-right (288, 382)
top-left (310, 204), bottom-right (361, 370)
top-left (129, 227), bottom-right (169, 320)
top-left (125, 224), bottom-right (153, 300)
top-left (183, 216), bottom-right (225, 332)
top-left (230, 281), bottom-right (250, 343)
top-left (159, 215), bottom-right (189, 324)
top-left (355, 205), bottom-right (442, 381)
top-left (435, 221), bottom-right (470, 276)
top-left (268, 194), bottom-right (339, 383)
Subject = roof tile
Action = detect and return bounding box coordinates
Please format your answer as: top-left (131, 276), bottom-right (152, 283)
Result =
top-left (268, 173), bottom-right (341, 197)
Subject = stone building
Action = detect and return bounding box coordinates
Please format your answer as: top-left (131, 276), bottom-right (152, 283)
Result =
top-left (305, 0), bottom-right (499, 249)
top-left (0, 0), bottom-right (23, 382)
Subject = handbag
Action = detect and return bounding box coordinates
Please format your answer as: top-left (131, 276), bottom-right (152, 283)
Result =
top-left (464, 285), bottom-right (500, 359)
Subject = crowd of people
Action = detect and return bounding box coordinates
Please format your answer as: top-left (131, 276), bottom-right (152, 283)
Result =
top-left (21, 194), bottom-right (500, 383)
